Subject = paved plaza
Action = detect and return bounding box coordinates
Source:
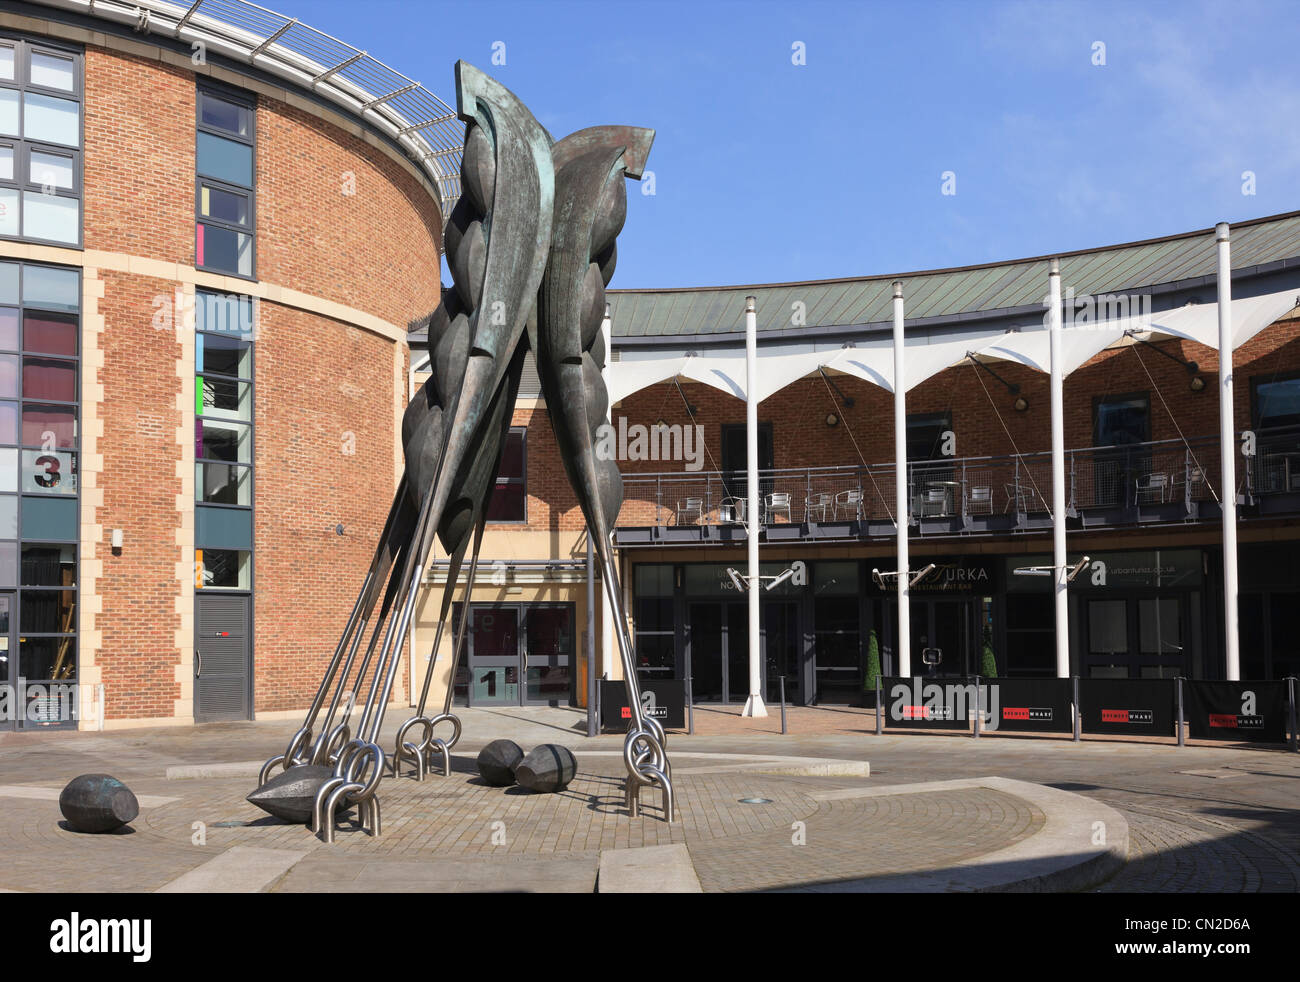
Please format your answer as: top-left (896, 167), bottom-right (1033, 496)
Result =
top-left (0, 706), bottom-right (1296, 893)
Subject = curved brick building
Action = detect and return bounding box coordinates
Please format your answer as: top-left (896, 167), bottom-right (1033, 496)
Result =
top-left (0, 1), bottom-right (456, 728)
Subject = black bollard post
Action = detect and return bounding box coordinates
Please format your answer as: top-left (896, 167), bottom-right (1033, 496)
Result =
top-left (687, 677), bottom-right (694, 736)
top-left (780, 676), bottom-right (787, 735)
top-left (875, 674), bottom-right (883, 735)
top-left (1176, 677), bottom-right (1185, 748)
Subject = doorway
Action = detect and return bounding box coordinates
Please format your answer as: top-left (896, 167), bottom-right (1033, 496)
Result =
top-left (195, 593), bottom-right (251, 722)
top-left (687, 599), bottom-right (800, 704)
top-left (909, 598), bottom-right (974, 676)
top-left (1084, 595), bottom-right (1188, 679)
top-left (454, 603), bottom-right (575, 707)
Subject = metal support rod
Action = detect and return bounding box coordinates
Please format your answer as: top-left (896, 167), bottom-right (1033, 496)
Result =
top-left (1289, 677), bottom-right (1297, 753)
top-left (1072, 675), bottom-right (1081, 742)
top-left (1049, 259), bottom-right (1069, 679)
top-left (586, 533), bottom-right (596, 738)
top-left (893, 281), bottom-right (911, 677)
top-left (973, 674), bottom-right (981, 739)
top-left (1176, 677), bottom-right (1185, 747)
top-left (742, 295), bottom-right (766, 717)
top-left (1217, 222), bottom-right (1241, 681)
top-left (687, 677), bottom-right (694, 736)
top-left (1124, 331), bottom-right (1199, 372)
top-left (875, 674), bottom-right (883, 735)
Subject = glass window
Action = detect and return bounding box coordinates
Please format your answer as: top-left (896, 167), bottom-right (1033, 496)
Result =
top-left (23, 310), bottom-right (75, 356)
top-left (198, 375), bottom-right (251, 421)
top-left (22, 404), bottom-right (74, 447)
top-left (29, 52), bottom-right (74, 92)
top-left (0, 89), bottom-right (16, 136)
top-left (199, 91), bottom-right (252, 138)
top-left (199, 183), bottom-right (249, 227)
top-left (196, 223), bottom-right (252, 277)
top-left (0, 307), bottom-right (14, 348)
top-left (0, 493), bottom-right (14, 536)
top-left (29, 150), bottom-right (72, 190)
top-left (22, 191), bottom-right (76, 244)
top-left (196, 418), bottom-right (251, 463)
top-left (0, 446), bottom-right (14, 491)
top-left (196, 132), bottom-right (252, 187)
top-left (0, 352), bottom-right (15, 396)
top-left (1138, 597), bottom-right (1181, 657)
top-left (20, 543), bottom-right (75, 585)
top-left (22, 449), bottom-right (75, 495)
top-left (20, 494), bottom-right (75, 540)
top-left (197, 333), bottom-right (251, 378)
top-left (0, 45), bottom-right (13, 81)
top-left (635, 564), bottom-right (673, 598)
top-left (22, 265), bottom-right (78, 311)
top-left (0, 186), bottom-right (16, 236)
top-left (0, 145), bottom-right (12, 181)
top-left (1094, 395), bottom-right (1150, 446)
top-left (196, 548), bottom-right (249, 590)
top-left (20, 636), bottom-right (75, 682)
top-left (0, 540), bottom-right (14, 586)
top-left (196, 461), bottom-right (251, 506)
top-left (22, 93), bottom-right (78, 147)
top-left (195, 292), bottom-right (254, 337)
top-left (0, 400), bottom-right (15, 443)
top-left (1087, 599), bottom-right (1128, 654)
top-left (22, 357), bottom-right (75, 401)
top-left (814, 561), bottom-right (858, 595)
top-left (487, 428), bottom-right (526, 522)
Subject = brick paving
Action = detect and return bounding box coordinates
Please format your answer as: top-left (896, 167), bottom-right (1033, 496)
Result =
top-left (0, 709), bottom-right (1297, 892)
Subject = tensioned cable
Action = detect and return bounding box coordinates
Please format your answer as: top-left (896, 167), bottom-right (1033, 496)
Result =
top-left (968, 357), bottom-right (1053, 521)
top-left (1128, 343), bottom-right (1221, 504)
top-left (818, 370), bottom-right (894, 523)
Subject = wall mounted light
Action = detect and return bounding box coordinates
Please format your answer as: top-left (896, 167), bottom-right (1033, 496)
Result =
top-left (110, 528), bottom-right (123, 550)
top-left (1190, 376), bottom-right (1205, 393)
top-left (1013, 396), bottom-right (1029, 412)
top-left (826, 413), bottom-right (839, 427)
top-left (336, 523), bottom-right (345, 536)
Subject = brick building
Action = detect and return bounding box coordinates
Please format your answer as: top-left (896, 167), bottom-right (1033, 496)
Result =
top-left (410, 212), bottom-right (1300, 711)
top-left (0, 1), bottom-right (455, 729)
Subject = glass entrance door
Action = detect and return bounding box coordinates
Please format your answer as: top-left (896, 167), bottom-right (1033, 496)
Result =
top-left (469, 606), bottom-right (519, 705)
top-left (909, 599), bottom-right (973, 676)
top-left (0, 593), bottom-right (12, 730)
top-left (764, 601), bottom-right (800, 704)
top-left (688, 603), bottom-right (723, 701)
top-left (725, 602), bottom-right (750, 703)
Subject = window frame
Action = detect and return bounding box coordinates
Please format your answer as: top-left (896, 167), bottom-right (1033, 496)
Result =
top-left (195, 84), bottom-right (256, 280)
top-left (0, 34), bottom-right (83, 249)
top-left (486, 426), bottom-right (528, 524)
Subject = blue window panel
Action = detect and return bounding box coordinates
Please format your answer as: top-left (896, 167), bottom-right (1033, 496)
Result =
top-left (197, 132), bottom-right (252, 187)
top-left (20, 494), bottom-right (74, 540)
top-left (21, 265), bottom-right (78, 311)
top-left (196, 504), bottom-right (251, 551)
top-left (0, 263), bottom-right (18, 305)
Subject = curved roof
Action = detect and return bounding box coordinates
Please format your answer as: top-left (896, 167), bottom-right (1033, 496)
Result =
top-left (28, 0), bottom-right (464, 213)
top-left (607, 211), bottom-right (1300, 341)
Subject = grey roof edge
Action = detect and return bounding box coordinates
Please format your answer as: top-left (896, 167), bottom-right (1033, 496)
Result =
top-left (607, 209), bottom-right (1300, 298)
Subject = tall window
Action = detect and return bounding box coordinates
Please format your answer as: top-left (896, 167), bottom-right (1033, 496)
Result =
top-left (0, 36), bottom-right (82, 247)
top-left (195, 291), bottom-right (253, 589)
top-left (487, 428), bottom-right (526, 522)
top-left (0, 261), bottom-right (80, 727)
top-left (196, 86), bottom-right (254, 278)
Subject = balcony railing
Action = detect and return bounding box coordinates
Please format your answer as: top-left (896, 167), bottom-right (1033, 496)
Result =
top-left (614, 427), bottom-right (1300, 541)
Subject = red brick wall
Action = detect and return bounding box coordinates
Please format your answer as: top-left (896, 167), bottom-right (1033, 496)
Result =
top-left (256, 95), bottom-right (443, 329)
top-left (83, 48), bottom-right (195, 263)
top-left (96, 271), bottom-right (183, 719)
top-left (252, 305), bottom-right (396, 713)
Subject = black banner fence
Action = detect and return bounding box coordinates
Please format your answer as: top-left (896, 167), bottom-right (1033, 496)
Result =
top-left (985, 677), bottom-right (1075, 734)
top-left (1184, 680), bottom-right (1289, 743)
top-left (881, 676), bottom-right (976, 731)
top-left (599, 679), bottom-right (686, 731)
top-left (1079, 678), bottom-right (1177, 737)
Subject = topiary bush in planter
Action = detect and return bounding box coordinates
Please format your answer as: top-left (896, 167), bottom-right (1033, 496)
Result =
top-left (979, 628), bottom-right (998, 679)
top-left (862, 629), bottom-right (883, 707)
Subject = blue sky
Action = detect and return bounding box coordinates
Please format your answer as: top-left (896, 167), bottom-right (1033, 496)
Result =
top-left (299, 0), bottom-right (1299, 289)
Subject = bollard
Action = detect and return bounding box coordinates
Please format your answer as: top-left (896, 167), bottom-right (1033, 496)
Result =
top-left (780, 676), bottom-right (787, 735)
top-left (1176, 677), bottom-right (1185, 748)
top-left (1289, 677), bottom-right (1298, 753)
top-left (875, 674), bottom-right (883, 735)
top-left (973, 674), bottom-right (981, 739)
top-left (687, 677), bottom-right (694, 736)
top-left (1072, 676), bottom-right (1081, 743)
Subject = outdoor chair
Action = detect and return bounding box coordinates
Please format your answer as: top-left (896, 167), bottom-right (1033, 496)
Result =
top-left (1134, 473), bottom-right (1170, 504)
top-left (804, 492), bottom-right (831, 522)
top-left (966, 485), bottom-right (993, 514)
top-left (675, 497), bottom-right (704, 525)
top-left (920, 488), bottom-right (948, 517)
top-left (833, 488), bottom-right (864, 520)
top-left (764, 492), bottom-right (792, 524)
top-left (720, 496), bottom-right (747, 524)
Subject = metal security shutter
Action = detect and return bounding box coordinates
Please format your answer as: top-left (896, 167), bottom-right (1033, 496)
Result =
top-left (196, 594), bottom-right (251, 722)
top-left (519, 350), bottom-right (541, 398)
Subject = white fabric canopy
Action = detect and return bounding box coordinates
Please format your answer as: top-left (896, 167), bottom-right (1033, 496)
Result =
top-left (603, 287), bottom-right (1299, 405)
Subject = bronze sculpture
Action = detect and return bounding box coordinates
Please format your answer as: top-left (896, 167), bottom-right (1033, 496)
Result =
top-left (251, 61), bottom-right (673, 839)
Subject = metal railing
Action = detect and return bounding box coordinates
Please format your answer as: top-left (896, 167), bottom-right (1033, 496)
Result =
top-left (616, 428), bottom-right (1300, 532)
